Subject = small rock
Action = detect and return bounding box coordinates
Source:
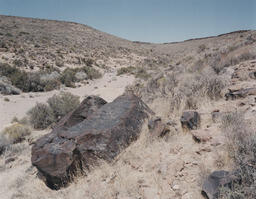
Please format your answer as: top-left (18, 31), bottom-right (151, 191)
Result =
top-left (148, 117), bottom-right (170, 137)
top-left (172, 184), bottom-right (180, 191)
top-left (181, 111), bottom-right (200, 131)
top-left (191, 130), bottom-right (212, 143)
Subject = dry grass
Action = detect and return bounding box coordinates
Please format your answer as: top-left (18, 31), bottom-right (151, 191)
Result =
top-left (27, 103), bottom-right (55, 129)
top-left (27, 92), bottom-right (80, 129)
top-left (220, 112), bottom-right (256, 199)
top-left (1, 123), bottom-right (31, 144)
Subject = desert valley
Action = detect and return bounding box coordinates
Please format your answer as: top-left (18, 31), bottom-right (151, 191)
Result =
top-left (0, 15), bottom-right (256, 199)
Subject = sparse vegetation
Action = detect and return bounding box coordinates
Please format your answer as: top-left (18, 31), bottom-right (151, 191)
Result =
top-left (28, 103), bottom-right (55, 129)
top-left (60, 66), bottom-right (102, 87)
top-left (4, 97), bottom-right (10, 102)
top-left (135, 67), bottom-right (151, 80)
top-left (1, 123), bottom-right (31, 144)
top-left (27, 92), bottom-right (80, 129)
top-left (47, 92), bottom-right (80, 121)
top-left (0, 63), bottom-right (102, 92)
top-left (117, 66), bottom-right (135, 76)
top-left (198, 44), bottom-right (206, 52)
top-left (220, 112), bottom-right (256, 199)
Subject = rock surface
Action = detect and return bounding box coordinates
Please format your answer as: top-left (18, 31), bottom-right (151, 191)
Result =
top-left (31, 94), bottom-right (151, 189)
top-left (202, 170), bottom-right (238, 199)
top-left (148, 116), bottom-right (170, 137)
top-left (180, 111), bottom-right (200, 131)
top-left (191, 130), bottom-right (212, 143)
top-left (53, 95), bottom-right (107, 130)
top-left (225, 87), bottom-right (256, 100)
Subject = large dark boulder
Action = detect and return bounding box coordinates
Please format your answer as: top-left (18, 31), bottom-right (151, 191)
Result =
top-left (53, 95), bottom-right (107, 130)
top-left (31, 94), bottom-right (152, 189)
top-left (180, 111), bottom-right (200, 131)
top-left (202, 170), bottom-right (239, 199)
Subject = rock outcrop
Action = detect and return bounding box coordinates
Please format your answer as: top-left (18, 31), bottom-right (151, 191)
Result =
top-left (202, 170), bottom-right (239, 199)
top-left (180, 111), bottom-right (200, 131)
top-left (225, 87), bottom-right (256, 100)
top-left (53, 95), bottom-right (107, 130)
top-left (31, 94), bottom-right (152, 189)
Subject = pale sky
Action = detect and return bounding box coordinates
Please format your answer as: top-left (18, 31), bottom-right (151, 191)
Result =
top-left (0, 0), bottom-right (255, 43)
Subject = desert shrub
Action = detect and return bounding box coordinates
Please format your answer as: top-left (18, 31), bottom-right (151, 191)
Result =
top-left (0, 133), bottom-right (9, 155)
top-left (81, 66), bottom-right (102, 80)
top-left (203, 74), bottom-right (226, 100)
top-left (135, 67), bottom-right (151, 80)
top-left (13, 59), bottom-right (23, 67)
top-left (9, 68), bottom-right (29, 91)
top-left (47, 92), bottom-right (80, 121)
top-left (0, 63), bottom-right (31, 91)
top-left (60, 66), bottom-right (101, 87)
top-left (0, 63), bottom-right (20, 77)
top-left (188, 59), bottom-right (204, 73)
top-left (6, 32), bottom-right (13, 37)
top-left (40, 71), bottom-right (61, 91)
top-left (117, 66), bottom-right (135, 76)
top-left (60, 68), bottom-right (77, 87)
top-left (4, 97), bottom-right (10, 102)
top-left (44, 80), bottom-right (61, 91)
top-left (85, 58), bottom-right (94, 66)
top-left (220, 112), bottom-right (256, 199)
top-left (26, 72), bottom-right (45, 92)
top-left (28, 103), bottom-right (55, 129)
top-left (198, 44), bottom-right (206, 53)
top-left (1, 123), bottom-right (31, 144)
top-left (75, 71), bottom-right (88, 81)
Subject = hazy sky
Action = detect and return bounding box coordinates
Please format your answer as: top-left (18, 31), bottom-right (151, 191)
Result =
top-left (0, 0), bottom-right (255, 43)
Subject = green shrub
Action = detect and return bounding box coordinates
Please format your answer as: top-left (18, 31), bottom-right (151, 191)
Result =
top-left (85, 58), bottom-right (94, 66)
top-left (28, 103), bottom-right (55, 129)
top-left (47, 92), bottom-right (80, 121)
top-left (81, 66), bottom-right (102, 80)
top-left (13, 59), bottom-right (23, 67)
top-left (117, 66), bottom-right (135, 76)
top-left (135, 67), bottom-right (151, 80)
top-left (1, 123), bottom-right (31, 144)
top-left (60, 68), bottom-right (77, 87)
top-left (60, 67), bottom-right (102, 87)
top-left (0, 63), bottom-right (30, 91)
top-left (44, 80), bottom-right (61, 91)
top-left (4, 97), bottom-right (10, 102)
top-left (198, 44), bottom-right (206, 53)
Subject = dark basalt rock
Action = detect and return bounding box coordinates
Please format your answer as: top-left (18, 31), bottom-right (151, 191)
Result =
top-left (148, 117), bottom-right (170, 137)
top-left (202, 170), bottom-right (240, 199)
top-left (31, 94), bottom-right (151, 190)
top-left (225, 87), bottom-right (256, 100)
top-left (180, 111), bottom-right (200, 131)
top-left (249, 71), bottom-right (256, 79)
top-left (53, 95), bottom-right (107, 130)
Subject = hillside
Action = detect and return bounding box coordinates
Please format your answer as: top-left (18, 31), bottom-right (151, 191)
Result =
top-left (0, 15), bottom-right (256, 199)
